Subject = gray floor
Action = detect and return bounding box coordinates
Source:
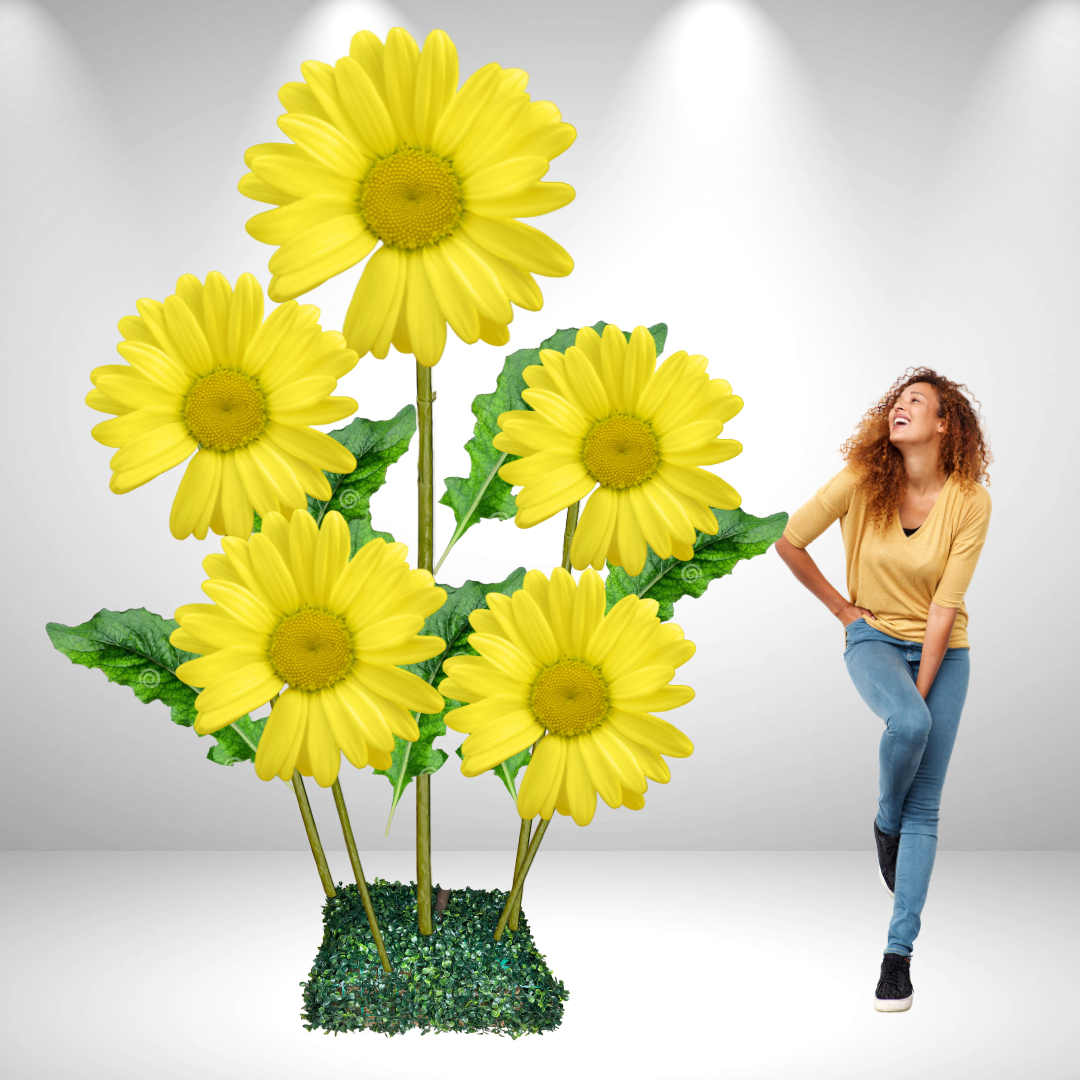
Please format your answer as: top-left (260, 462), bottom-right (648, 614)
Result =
top-left (2, 851), bottom-right (1077, 1079)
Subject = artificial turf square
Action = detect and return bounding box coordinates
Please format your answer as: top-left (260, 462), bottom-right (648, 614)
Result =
top-left (300, 878), bottom-right (568, 1037)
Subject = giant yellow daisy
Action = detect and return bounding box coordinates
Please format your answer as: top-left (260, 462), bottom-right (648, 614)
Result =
top-left (240, 27), bottom-right (576, 367)
top-left (88, 272), bottom-right (360, 540)
top-left (170, 509), bottom-right (447, 787)
top-left (493, 323), bottom-right (744, 577)
top-left (441, 567), bottom-right (695, 826)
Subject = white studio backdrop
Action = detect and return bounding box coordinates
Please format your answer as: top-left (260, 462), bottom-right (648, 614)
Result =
top-left (1, 0), bottom-right (1076, 851)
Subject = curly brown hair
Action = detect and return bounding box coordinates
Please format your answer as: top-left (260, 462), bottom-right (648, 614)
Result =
top-left (837, 367), bottom-right (993, 536)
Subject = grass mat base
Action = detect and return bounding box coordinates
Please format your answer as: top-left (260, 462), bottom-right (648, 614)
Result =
top-left (300, 879), bottom-right (568, 1037)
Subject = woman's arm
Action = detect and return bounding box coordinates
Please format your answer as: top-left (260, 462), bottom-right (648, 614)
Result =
top-left (774, 535), bottom-right (855, 622)
top-left (915, 601), bottom-right (958, 700)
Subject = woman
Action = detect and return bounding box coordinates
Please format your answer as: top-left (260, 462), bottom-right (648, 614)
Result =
top-left (775, 367), bottom-right (993, 1012)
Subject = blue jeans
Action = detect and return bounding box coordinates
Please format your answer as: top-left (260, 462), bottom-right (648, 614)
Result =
top-left (843, 617), bottom-right (970, 957)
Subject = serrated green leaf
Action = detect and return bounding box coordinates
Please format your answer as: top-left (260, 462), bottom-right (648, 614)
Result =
top-left (455, 743), bottom-right (532, 802)
top-left (604, 507), bottom-right (789, 620)
top-left (253, 406), bottom-right (415, 552)
top-left (204, 715), bottom-right (267, 765)
top-left (435, 322), bottom-right (667, 572)
top-left (45, 607), bottom-right (263, 766)
top-left (374, 567), bottom-right (527, 832)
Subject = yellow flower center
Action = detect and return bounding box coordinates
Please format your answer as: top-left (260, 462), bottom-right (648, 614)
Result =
top-left (182, 368), bottom-right (268, 452)
top-left (530, 658), bottom-right (610, 737)
top-left (269, 606), bottom-right (355, 692)
top-left (358, 147), bottom-right (463, 250)
top-left (582, 413), bottom-right (660, 489)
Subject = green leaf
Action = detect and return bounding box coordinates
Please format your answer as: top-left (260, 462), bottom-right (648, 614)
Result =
top-left (436, 322), bottom-right (668, 569)
top-left (45, 607), bottom-right (263, 766)
top-left (253, 405), bottom-right (416, 552)
top-left (604, 506), bottom-right (789, 621)
top-left (374, 567), bottom-right (528, 831)
top-left (204, 715), bottom-right (267, 765)
top-left (455, 742), bottom-right (532, 802)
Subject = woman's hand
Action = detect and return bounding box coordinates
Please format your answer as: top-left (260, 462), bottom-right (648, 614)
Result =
top-left (838, 603), bottom-right (877, 628)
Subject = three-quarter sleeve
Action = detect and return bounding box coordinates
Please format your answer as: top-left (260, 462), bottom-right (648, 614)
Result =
top-left (782, 467), bottom-right (857, 549)
top-left (931, 489), bottom-right (992, 608)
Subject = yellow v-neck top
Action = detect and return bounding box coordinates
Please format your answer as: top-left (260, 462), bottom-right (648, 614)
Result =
top-left (782, 466), bottom-right (992, 648)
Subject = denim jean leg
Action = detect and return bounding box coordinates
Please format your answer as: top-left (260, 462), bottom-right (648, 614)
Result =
top-left (844, 628), bottom-right (932, 835)
top-left (887, 648), bottom-right (969, 955)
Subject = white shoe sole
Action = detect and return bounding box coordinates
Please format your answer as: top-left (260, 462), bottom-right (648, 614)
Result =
top-left (879, 866), bottom-right (895, 898)
top-left (874, 993), bottom-right (913, 1012)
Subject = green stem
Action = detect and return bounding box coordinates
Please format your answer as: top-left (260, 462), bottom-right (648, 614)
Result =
top-left (291, 770), bottom-right (335, 898)
top-left (508, 817), bottom-right (532, 931)
top-left (433, 451), bottom-right (508, 576)
top-left (561, 501), bottom-right (580, 573)
top-left (416, 360), bottom-right (435, 937)
top-left (495, 816), bottom-right (550, 941)
top-left (331, 778), bottom-right (391, 973)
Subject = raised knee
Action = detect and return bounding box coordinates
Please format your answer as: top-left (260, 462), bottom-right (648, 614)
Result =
top-left (891, 706), bottom-right (931, 746)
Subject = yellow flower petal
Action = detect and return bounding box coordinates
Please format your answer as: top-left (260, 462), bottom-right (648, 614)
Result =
top-left (355, 661), bottom-right (444, 714)
top-left (461, 155), bottom-right (549, 204)
top-left (421, 244), bottom-right (480, 344)
top-left (268, 216), bottom-right (377, 302)
top-left (343, 246), bottom-right (407, 359)
top-left (519, 387), bottom-right (589, 437)
top-left (229, 273), bottom-right (264, 364)
top-left (382, 27), bottom-right (421, 145)
top-left (576, 733), bottom-right (623, 808)
top-left (190, 661), bottom-right (282, 732)
top-left (247, 195), bottom-right (359, 246)
top-left (469, 181), bottom-right (575, 220)
top-left (108, 425), bottom-right (196, 493)
top-left (467, 633), bottom-right (538, 683)
top-left (170, 449), bottom-right (222, 540)
top-left (413, 29), bottom-right (458, 146)
top-left (562, 738), bottom-right (597, 825)
top-left (249, 152), bottom-right (358, 200)
top-left (303, 692), bottom-right (342, 787)
top-left (277, 113), bottom-right (367, 177)
top-left (202, 580), bottom-right (277, 632)
top-left (335, 677), bottom-right (398, 752)
top-left (114, 341), bottom-right (192, 395)
top-left (334, 56), bottom-right (398, 158)
top-left (460, 709), bottom-right (539, 775)
top-left (657, 461), bottom-right (741, 512)
top-left (516, 734), bottom-right (565, 820)
top-left (507, 591), bottom-right (559, 666)
top-left (178, 647), bottom-right (271, 692)
top-left (606, 708), bottom-right (694, 758)
top-left (255, 690), bottom-right (308, 781)
top-left (460, 213), bottom-right (573, 277)
top-left (444, 694), bottom-right (530, 735)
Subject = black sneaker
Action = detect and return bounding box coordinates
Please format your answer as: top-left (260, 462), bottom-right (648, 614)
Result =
top-left (874, 952), bottom-right (913, 1012)
top-left (874, 819), bottom-right (899, 897)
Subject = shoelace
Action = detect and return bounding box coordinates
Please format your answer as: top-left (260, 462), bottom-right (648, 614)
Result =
top-left (878, 957), bottom-right (911, 994)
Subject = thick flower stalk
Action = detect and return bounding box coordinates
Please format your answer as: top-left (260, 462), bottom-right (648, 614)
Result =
top-left (493, 323), bottom-right (744, 576)
top-left (442, 566), bottom-right (696, 826)
top-left (88, 272), bottom-right (360, 540)
top-left (239, 27), bottom-right (576, 366)
top-left (170, 509), bottom-right (447, 787)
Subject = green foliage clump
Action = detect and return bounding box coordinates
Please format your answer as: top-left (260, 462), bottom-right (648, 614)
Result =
top-left (301, 879), bottom-right (568, 1037)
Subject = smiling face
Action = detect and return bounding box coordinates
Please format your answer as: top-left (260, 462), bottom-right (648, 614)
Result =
top-left (889, 382), bottom-right (945, 441)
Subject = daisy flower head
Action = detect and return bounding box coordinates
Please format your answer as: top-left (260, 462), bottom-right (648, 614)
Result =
top-left (441, 567), bottom-right (696, 826)
top-left (171, 509), bottom-right (447, 787)
top-left (88, 272), bottom-right (360, 541)
top-left (492, 324), bottom-right (744, 577)
top-left (240, 27), bottom-right (576, 368)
